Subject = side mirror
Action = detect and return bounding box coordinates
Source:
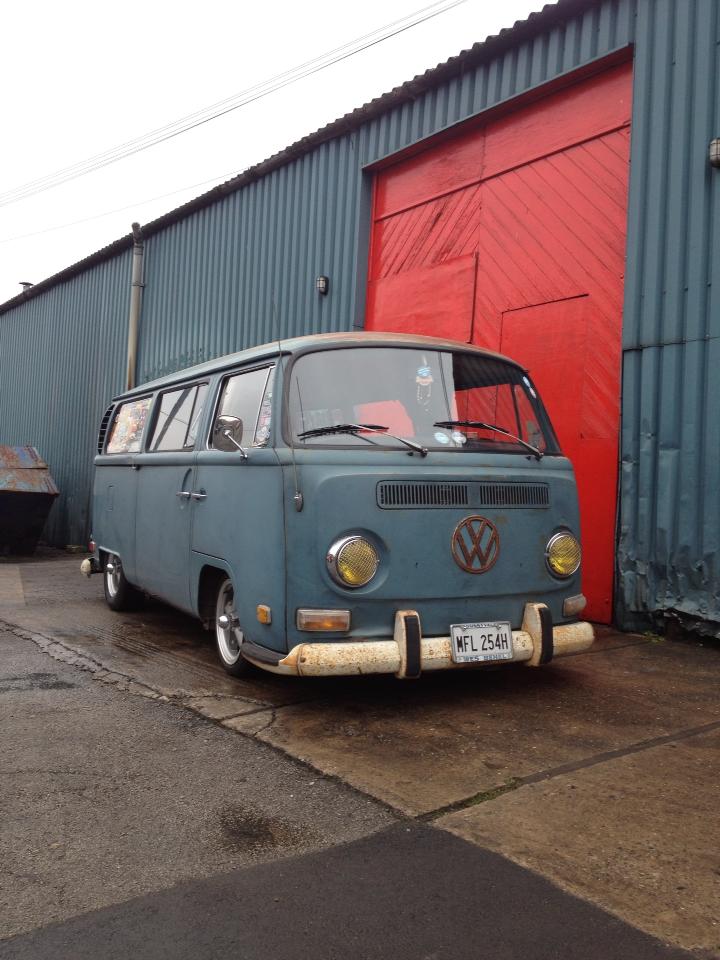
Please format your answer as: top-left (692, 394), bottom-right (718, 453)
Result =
top-left (214, 415), bottom-right (245, 453)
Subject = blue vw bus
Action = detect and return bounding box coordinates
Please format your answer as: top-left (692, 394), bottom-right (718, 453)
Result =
top-left (84, 333), bottom-right (593, 678)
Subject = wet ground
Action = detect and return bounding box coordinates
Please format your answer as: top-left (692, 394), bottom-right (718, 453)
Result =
top-left (1, 554), bottom-right (718, 955)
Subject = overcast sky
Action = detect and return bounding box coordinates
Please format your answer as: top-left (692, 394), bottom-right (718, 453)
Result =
top-left (0, 0), bottom-right (548, 306)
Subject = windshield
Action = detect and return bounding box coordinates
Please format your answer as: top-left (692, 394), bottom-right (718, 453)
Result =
top-left (288, 347), bottom-right (560, 455)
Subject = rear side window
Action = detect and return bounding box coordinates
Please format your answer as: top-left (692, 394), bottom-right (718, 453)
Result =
top-left (210, 366), bottom-right (274, 451)
top-left (106, 397), bottom-right (152, 454)
top-left (149, 384), bottom-right (208, 452)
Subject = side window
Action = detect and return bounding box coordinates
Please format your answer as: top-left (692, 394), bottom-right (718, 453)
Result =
top-left (211, 366), bottom-right (274, 451)
top-left (106, 397), bottom-right (152, 454)
top-left (149, 384), bottom-right (208, 452)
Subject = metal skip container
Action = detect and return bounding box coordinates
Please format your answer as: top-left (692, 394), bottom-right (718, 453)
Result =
top-left (0, 446), bottom-right (60, 554)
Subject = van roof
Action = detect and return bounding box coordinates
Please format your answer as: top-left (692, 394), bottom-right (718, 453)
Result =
top-left (117, 331), bottom-right (526, 400)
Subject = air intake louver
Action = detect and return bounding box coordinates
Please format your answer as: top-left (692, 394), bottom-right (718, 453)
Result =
top-left (97, 404), bottom-right (115, 454)
top-left (377, 480), bottom-right (549, 509)
top-left (477, 483), bottom-right (549, 507)
top-left (377, 481), bottom-right (469, 508)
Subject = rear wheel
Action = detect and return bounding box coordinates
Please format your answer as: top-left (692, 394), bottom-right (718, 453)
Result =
top-left (215, 577), bottom-right (251, 676)
top-left (103, 554), bottom-right (143, 611)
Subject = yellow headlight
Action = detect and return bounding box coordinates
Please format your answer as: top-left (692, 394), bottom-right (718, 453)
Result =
top-left (327, 536), bottom-right (379, 588)
top-left (546, 532), bottom-right (581, 578)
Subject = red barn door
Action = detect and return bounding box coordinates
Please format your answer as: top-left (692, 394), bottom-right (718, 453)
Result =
top-left (367, 62), bottom-right (632, 623)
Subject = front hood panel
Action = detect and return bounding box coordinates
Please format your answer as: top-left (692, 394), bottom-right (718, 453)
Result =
top-left (282, 451), bottom-right (582, 644)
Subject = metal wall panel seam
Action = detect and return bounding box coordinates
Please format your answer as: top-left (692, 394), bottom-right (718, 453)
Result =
top-left (660, 0), bottom-right (694, 346)
top-left (596, 0), bottom-right (619, 52)
top-left (262, 172), bottom-right (277, 343)
top-left (322, 146), bottom-right (337, 328)
top-left (685, 0), bottom-right (718, 346)
top-left (283, 163), bottom-right (300, 342)
top-left (644, 0), bottom-right (673, 349)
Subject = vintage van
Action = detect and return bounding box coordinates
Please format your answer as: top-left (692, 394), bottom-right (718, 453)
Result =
top-left (84, 332), bottom-right (593, 678)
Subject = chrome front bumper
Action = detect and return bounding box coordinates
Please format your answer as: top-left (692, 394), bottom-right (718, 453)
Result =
top-left (243, 603), bottom-right (594, 678)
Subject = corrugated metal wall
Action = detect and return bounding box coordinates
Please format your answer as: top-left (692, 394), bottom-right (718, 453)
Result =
top-left (137, 0), bottom-right (636, 382)
top-left (138, 142), bottom-right (364, 383)
top-left (2, 0), bottom-right (637, 553)
top-left (1, 0), bottom-right (719, 634)
top-left (0, 252), bottom-right (131, 545)
top-left (618, 0), bottom-right (720, 631)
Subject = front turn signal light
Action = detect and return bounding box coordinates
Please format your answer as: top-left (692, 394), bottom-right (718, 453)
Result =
top-left (297, 609), bottom-right (351, 632)
top-left (563, 593), bottom-right (587, 617)
top-left (546, 532), bottom-right (581, 578)
top-left (256, 604), bottom-right (272, 624)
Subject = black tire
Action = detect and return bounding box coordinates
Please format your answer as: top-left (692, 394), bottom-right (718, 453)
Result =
top-left (103, 553), bottom-right (144, 611)
top-left (214, 577), bottom-right (252, 676)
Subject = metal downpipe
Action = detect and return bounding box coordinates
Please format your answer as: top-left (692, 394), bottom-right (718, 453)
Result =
top-left (126, 222), bottom-right (144, 390)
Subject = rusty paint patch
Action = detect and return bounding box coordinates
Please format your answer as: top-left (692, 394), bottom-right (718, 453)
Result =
top-left (0, 446), bottom-right (59, 495)
top-left (0, 446), bottom-right (47, 469)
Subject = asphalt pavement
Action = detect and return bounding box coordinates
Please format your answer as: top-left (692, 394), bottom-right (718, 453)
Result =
top-left (2, 823), bottom-right (696, 960)
top-left (0, 625), bottom-right (699, 959)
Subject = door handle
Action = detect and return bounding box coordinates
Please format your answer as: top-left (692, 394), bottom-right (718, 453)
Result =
top-left (176, 491), bottom-right (191, 500)
top-left (190, 491), bottom-right (207, 501)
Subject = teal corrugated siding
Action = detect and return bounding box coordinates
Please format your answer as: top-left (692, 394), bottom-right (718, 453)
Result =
top-left (0, 252), bottom-right (131, 545)
top-left (618, 0), bottom-right (720, 631)
top-left (136, 0), bottom-right (634, 382)
top-left (1, 0), bottom-right (719, 636)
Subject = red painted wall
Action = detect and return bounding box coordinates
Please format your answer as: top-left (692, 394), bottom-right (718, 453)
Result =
top-left (367, 62), bottom-right (633, 623)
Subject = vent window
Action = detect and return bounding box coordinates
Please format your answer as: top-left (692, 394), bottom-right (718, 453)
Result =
top-left (97, 404), bottom-right (115, 455)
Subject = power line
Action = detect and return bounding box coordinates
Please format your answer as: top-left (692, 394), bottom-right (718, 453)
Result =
top-left (0, 0), bottom-right (466, 209)
top-left (0, 169), bottom-right (240, 244)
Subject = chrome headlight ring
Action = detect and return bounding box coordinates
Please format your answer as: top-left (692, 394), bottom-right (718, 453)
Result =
top-left (326, 535), bottom-right (379, 588)
top-left (545, 531), bottom-right (582, 579)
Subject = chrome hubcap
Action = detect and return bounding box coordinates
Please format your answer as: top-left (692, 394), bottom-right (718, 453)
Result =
top-left (106, 557), bottom-right (121, 597)
top-left (216, 581), bottom-right (243, 665)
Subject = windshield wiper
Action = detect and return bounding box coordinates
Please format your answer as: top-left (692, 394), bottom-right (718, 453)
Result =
top-left (298, 422), bottom-right (427, 457)
top-left (433, 419), bottom-right (543, 460)
top-left (298, 422), bottom-right (385, 439)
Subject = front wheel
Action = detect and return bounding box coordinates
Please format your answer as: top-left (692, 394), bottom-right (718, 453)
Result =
top-left (215, 578), bottom-right (252, 676)
top-left (103, 554), bottom-right (143, 611)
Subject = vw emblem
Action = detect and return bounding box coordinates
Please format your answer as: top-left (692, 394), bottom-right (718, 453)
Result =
top-left (451, 516), bottom-right (500, 574)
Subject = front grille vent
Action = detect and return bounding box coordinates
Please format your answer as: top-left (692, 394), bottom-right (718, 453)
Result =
top-left (377, 480), bottom-right (550, 509)
top-left (377, 481), bottom-right (469, 509)
top-left (477, 483), bottom-right (549, 507)
top-left (97, 404), bottom-right (115, 454)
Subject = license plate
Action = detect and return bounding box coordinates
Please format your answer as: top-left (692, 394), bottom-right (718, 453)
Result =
top-left (450, 621), bottom-right (514, 663)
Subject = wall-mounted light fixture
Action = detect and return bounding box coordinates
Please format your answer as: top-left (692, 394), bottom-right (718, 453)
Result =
top-left (316, 275), bottom-right (329, 296)
top-left (709, 139), bottom-right (720, 169)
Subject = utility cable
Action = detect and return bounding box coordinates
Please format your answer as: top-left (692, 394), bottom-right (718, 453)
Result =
top-left (0, 169), bottom-right (240, 243)
top-left (0, 0), bottom-right (466, 209)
